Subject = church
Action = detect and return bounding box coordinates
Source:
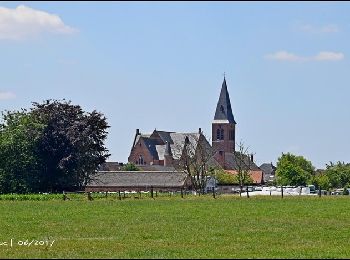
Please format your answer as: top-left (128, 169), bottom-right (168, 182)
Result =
top-left (127, 77), bottom-right (263, 184)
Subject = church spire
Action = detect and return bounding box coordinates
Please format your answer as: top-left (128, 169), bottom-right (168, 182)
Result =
top-left (214, 77), bottom-right (236, 124)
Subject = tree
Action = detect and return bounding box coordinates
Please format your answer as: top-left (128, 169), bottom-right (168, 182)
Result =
top-left (174, 133), bottom-right (216, 194)
top-left (323, 161), bottom-right (350, 189)
top-left (212, 168), bottom-right (236, 185)
top-left (0, 99), bottom-right (110, 193)
top-left (275, 153), bottom-right (314, 186)
top-left (0, 111), bottom-right (45, 193)
top-left (122, 163), bottom-right (140, 171)
top-left (312, 171), bottom-right (331, 191)
top-left (30, 99), bottom-right (110, 192)
top-left (232, 141), bottom-right (255, 194)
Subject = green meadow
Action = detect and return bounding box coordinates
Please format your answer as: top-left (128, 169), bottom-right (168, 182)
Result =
top-left (0, 195), bottom-right (349, 259)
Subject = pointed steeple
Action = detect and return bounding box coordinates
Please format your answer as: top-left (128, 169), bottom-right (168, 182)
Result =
top-left (214, 77), bottom-right (236, 124)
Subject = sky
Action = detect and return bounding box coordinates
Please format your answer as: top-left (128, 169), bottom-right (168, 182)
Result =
top-left (0, 1), bottom-right (349, 169)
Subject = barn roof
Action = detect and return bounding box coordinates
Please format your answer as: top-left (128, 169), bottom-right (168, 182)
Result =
top-left (87, 171), bottom-right (190, 188)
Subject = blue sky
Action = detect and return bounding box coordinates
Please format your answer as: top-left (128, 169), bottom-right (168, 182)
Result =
top-left (0, 2), bottom-right (349, 169)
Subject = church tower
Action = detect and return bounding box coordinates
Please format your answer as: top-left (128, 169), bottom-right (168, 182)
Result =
top-left (212, 77), bottom-right (236, 160)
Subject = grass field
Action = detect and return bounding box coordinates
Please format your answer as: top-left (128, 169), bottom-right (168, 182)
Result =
top-left (0, 195), bottom-right (350, 259)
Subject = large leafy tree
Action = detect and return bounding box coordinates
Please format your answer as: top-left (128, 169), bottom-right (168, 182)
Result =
top-left (275, 153), bottom-right (314, 186)
top-left (323, 161), bottom-right (350, 189)
top-left (0, 100), bottom-right (110, 193)
top-left (31, 99), bottom-right (110, 192)
top-left (0, 111), bottom-right (45, 193)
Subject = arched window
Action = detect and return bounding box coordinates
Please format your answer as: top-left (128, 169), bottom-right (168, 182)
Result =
top-left (216, 129), bottom-right (220, 140)
top-left (138, 155), bottom-right (144, 165)
top-left (220, 129), bottom-right (224, 140)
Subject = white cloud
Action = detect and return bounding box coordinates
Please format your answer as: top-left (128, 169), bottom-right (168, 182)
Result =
top-left (265, 51), bottom-right (306, 62)
top-left (265, 51), bottom-right (345, 62)
top-left (314, 51), bottom-right (344, 61)
top-left (300, 24), bottom-right (339, 34)
top-left (0, 91), bottom-right (15, 100)
top-left (0, 5), bottom-right (77, 40)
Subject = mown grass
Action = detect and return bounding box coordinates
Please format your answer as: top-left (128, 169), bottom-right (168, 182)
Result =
top-left (0, 195), bottom-right (350, 258)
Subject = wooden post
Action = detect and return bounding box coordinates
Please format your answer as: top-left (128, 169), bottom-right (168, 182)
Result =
top-left (281, 186), bottom-right (284, 199)
top-left (118, 191), bottom-right (121, 200)
top-left (181, 188), bottom-right (184, 198)
top-left (151, 186), bottom-right (154, 199)
top-left (88, 192), bottom-right (93, 201)
top-left (212, 187), bottom-right (216, 199)
top-left (105, 191), bottom-right (108, 199)
top-left (246, 186), bottom-right (250, 198)
top-left (155, 190), bottom-right (158, 197)
top-left (319, 186), bottom-right (321, 197)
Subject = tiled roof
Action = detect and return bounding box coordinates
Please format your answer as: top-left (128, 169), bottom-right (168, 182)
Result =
top-left (87, 171), bottom-right (190, 188)
top-left (134, 130), bottom-right (206, 160)
top-left (225, 170), bottom-right (264, 184)
top-left (224, 152), bottom-right (261, 171)
top-left (98, 162), bottom-right (124, 171)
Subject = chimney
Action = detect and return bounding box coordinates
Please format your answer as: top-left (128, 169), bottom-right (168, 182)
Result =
top-left (136, 129), bottom-right (140, 135)
top-left (198, 128), bottom-right (202, 134)
top-left (250, 154), bottom-right (254, 162)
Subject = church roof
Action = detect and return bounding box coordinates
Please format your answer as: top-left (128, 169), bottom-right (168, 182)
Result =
top-left (214, 77), bottom-right (236, 124)
top-left (224, 152), bottom-right (261, 171)
top-left (133, 130), bottom-right (205, 160)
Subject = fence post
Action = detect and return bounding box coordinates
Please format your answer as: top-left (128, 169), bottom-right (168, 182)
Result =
top-left (155, 190), bottom-right (158, 197)
top-left (319, 186), bottom-right (321, 197)
top-left (88, 192), bottom-right (93, 201)
top-left (151, 186), bottom-right (154, 199)
top-left (181, 188), bottom-right (184, 198)
top-left (281, 186), bottom-right (284, 199)
top-left (105, 191), bottom-right (108, 199)
top-left (212, 187), bottom-right (216, 199)
top-left (118, 191), bottom-right (121, 200)
top-left (246, 186), bottom-right (250, 198)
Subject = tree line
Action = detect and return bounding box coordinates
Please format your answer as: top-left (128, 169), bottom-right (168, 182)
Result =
top-left (276, 153), bottom-right (350, 192)
top-left (0, 99), bottom-right (110, 193)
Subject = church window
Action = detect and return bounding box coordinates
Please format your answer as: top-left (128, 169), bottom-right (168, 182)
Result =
top-left (220, 129), bottom-right (224, 140)
top-left (216, 129), bottom-right (220, 140)
top-left (138, 155), bottom-right (144, 165)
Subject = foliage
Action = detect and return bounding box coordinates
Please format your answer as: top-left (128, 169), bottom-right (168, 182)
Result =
top-left (213, 168), bottom-right (236, 185)
top-left (323, 161), bottom-right (350, 189)
top-left (275, 153), bottom-right (315, 186)
top-left (312, 172), bottom-right (331, 191)
top-left (232, 141), bottom-right (255, 192)
top-left (0, 111), bottom-right (45, 193)
top-left (122, 163), bottom-right (140, 171)
top-left (213, 167), bottom-right (253, 186)
top-left (174, 134), bottom-right (215, 193)
top-left (0, 99), bottom-right (110, 193)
